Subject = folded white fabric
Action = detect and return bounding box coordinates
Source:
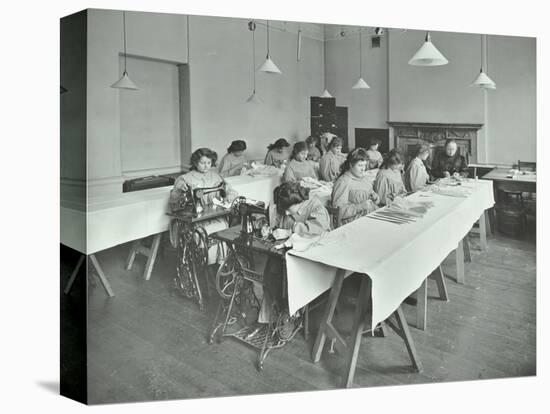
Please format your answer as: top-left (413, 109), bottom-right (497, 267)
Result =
top-left (276, 231), bottom-right (347, 252)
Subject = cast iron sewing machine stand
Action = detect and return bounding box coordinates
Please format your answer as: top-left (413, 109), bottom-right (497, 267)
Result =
top-left (207, 226), bottom-right (303, 371)
top-left (166, 205), bottom-right (231, 311)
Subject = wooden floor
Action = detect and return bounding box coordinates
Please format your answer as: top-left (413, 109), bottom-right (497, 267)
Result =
top-left (61, 223), bottom-right (536, 405)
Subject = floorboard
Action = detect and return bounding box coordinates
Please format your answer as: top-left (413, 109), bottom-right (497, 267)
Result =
top-left (61, 227), bottom-right (536, 404)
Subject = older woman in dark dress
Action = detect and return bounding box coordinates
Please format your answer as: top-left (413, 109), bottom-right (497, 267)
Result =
top-left (431, 139), bottom-right (468, 179)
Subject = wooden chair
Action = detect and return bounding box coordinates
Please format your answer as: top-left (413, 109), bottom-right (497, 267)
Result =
top-left (495, 203), bottom-right (527, 237)
top-left (492, 160), bottom-right (534, 235)
top-left (325, 205), bottom-right (342, 230)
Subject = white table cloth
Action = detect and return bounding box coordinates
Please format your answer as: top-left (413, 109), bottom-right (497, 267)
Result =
top-left (285, 179), bottom-right (494, 327)
top-left (75, 172), bottom-right (283, 254)
top-left (225, 172), bottom-right (282, 205)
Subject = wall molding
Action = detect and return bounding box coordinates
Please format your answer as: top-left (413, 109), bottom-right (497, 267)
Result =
top-left (60, 177), bottom-right (86, 187)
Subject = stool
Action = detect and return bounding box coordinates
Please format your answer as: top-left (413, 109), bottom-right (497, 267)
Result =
top-left (495, 203), bottom-right (526, 237)
top-left (498, 188), bottom-right (524, 206)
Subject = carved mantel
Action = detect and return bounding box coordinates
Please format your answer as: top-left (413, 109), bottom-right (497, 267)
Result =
top-left (387, 121), bottom-right (483, 164)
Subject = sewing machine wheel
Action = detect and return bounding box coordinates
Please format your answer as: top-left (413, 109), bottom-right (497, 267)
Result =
top-left (192, 227), bottom-right (210, 265)
top-left (215, 255), bottom-right (238, 299)
top-left (174, 254), bottom-right (195, 299)
top-left (230, 196), bottom-right (247, 216)
top-left (215, 250), bottom-right (250, 300)
top-left (174, 226), bottom-right (209, 310)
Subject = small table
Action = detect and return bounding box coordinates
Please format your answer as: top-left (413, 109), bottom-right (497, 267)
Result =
top-left (482, 168), bottom-right (536, 203)
top-left (208, 226), bottom-right (304, 370)
top-left (482, 168), bottom-right (536, 233)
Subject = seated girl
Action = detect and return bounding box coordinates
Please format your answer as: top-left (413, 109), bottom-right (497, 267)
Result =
top-left (373, 150), bottom-right (407, 206)
top-left (272, 181), bottom-right (332, 236)
top-left (319, 136), bottom-right (347, 182)
top-left (366, 139), bottom-right (383, 170)
top-left (264, 138), bottom-right (290, 168)
top-left (218, 139), bottom-right (248, 177)
top-left (252, 182), bottom-right (331, 325)
top-left (404, 144), bottom-right (430, 192)
top-left (305, 135), bottom-right (322, 162)
top-left (169, 148), bottom-right (237, 264)
top-left (331, 148), bottom-right (380, 225)
top-left (282, 141), bottom-right (319, 183)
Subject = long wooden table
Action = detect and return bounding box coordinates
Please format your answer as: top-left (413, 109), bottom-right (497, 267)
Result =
top-left (62, 172), bottom-right (283, 295)
top-left (285, 179), bottom-right (494, 387)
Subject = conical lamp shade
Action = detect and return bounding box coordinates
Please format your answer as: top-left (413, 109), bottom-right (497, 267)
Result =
top-left (246, 90), bottom-right (262, 104)
top-left (111, 71), bottom-right (138, 90)
top-left (259, 55), bottom-right (282, 74)
top-left (320, 89), bottom-right (333, 98)
top-left (352, 77), bottom-right (370, 90)
top-left (470, 69), bottom-right (496, 89)
top-left (409, 35), bottom-right (449, 66)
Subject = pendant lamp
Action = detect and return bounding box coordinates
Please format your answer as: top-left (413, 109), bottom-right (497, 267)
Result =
top-left (246, 21), bottom-right (261, 103)
top-left (470, 34), bottom-right (496, 89)
top-left (297, 24), bottom-right (302, 62)
top-left (320, 25), bottom-right (333, 97)
top-left (352, 27), bottom-right (370, 90)
top-left (259, 20), bottom-right (282, 74)
top-left (111, 11), bottom-right (138, 90)
top-left (408, 31), bottom-right (448, 66)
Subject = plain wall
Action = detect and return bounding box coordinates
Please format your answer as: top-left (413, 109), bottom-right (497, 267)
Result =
top-left (119, 56), bottom-right (181, 173)
top-left (325, 25), bottom-right (389, 149)
top-left (83, 9), bottom-right (537, 198)
top-left (86, 10), bottom-right (189, 190)
top-left (388, 29), bottom-right (484, 124)
top-left (486, 35), bottom-right (536, 164)
top-left (86, 9), bottom-right (324, 197)
top-left (189, 15), bottom-right (323, 162)
top-left (326, 27), bottom-right (536, 165)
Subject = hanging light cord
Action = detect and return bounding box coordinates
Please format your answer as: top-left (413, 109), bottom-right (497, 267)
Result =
top-left (324, 27), bottom-right (327, 89)
top-left (187, 15), bottom-right (190, 63)
top-left (480, 34), bottom-right (483, 71)
top-left (266, 20), bottom-right (270, 56)
top-left (485, 35), bottom-right (489, 73)
top-left (252, 28), bottom-right (256, 91)
top-left (359, 27), bottom-right (363, 77)
top-left (122, 11), bottom-right (128, 73)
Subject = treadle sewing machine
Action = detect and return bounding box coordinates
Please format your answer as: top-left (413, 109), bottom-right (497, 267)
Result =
top-left (208, 200), bottom-right (305, 371)
top-left (166, 183), bottom-right (231, 310)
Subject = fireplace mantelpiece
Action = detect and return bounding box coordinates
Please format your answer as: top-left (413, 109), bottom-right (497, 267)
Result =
top-left (387, 121), bottom-right (483, 165)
